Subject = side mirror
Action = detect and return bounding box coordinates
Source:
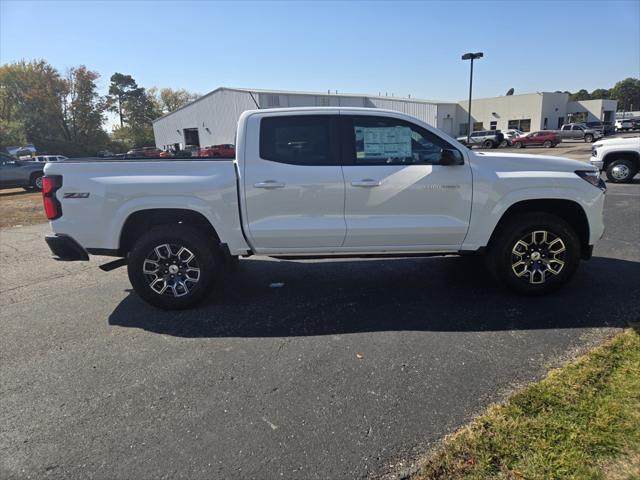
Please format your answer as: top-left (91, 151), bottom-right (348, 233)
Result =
top-left (440, 148), bottom-right (464, 166)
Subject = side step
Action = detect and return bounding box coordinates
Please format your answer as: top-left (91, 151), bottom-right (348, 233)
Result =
top-left (99, 258), bottom-right (128, 272)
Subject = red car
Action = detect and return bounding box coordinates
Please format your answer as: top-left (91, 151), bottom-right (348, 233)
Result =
top-left (126, 147), bottom-right (162, 157)
top-left (512, 131), bottom-right (561, 149)
top-left (198, 144), bottom-right (235, 158)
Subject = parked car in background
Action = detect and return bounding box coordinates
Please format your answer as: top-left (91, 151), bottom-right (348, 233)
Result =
top-left (557, 123), bottom-right (603, 142)
top-left (501, 129), bottom-right (525, 147)
top-left (512, 131), bottom-right (561, 148)
top-left (590, 136), bottom-right (640, 183)
top-left (199, 144), bottom-right (236, 157)
top-left (31, 155), bottom-right (68, 163)
top-left (456, 130), bottom-right (504, 148)
top-left (0, 152), bottom-right (45, 190)
top-left (615, 119), bottom-right (635, 131)
top-left (585, 121), bottom-right (615, 136)
top-left (126, 147), bottom-right (162, 158)
top-left (97, 150), bottom-right (115, 158)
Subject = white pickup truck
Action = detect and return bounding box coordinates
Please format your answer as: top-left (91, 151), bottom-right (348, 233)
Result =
top-left (590, 135), bottom-right (640, 183)
top-left (43, 107), bottom-right (606, 309)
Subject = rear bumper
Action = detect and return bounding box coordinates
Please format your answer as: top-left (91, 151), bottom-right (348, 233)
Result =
top-left (45, 234), bottom-right (89, 261)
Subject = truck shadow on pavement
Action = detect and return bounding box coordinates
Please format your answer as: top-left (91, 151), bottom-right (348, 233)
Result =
top-left (109, 255), bottom-right (640, 337)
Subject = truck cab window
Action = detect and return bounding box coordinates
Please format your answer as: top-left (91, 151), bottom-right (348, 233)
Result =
top-left (260, 115), bottom-right (339, 165)
top-left (345, 116), bottom-right (455, 165)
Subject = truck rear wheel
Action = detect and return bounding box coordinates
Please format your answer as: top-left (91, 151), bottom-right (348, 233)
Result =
top-left (487, 213), bottom-right (581, 295)
top-left (127, 225), bottom-right (219, 309)
top-left (584, 134), bottom-right (594, 143)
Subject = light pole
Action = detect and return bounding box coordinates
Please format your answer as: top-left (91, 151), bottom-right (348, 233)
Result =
top-left (461, 52), bottom-right (483, 143)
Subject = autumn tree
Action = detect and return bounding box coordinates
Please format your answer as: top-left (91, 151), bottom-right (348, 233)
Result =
top-left (157, 88), bottom-right (199, 114)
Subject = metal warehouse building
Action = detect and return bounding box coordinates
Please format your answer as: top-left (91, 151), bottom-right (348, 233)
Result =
top-left (152, 87), bottom-right (457, 149)
top-left (152, 87), bottom-right (617, 150)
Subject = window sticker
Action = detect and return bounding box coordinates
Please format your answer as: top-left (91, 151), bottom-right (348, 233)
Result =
top-left (355, 126), bottom-right (412, 159)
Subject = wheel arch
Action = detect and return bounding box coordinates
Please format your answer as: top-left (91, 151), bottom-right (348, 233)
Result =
top-left (119, 208), bottom-right (221, 257)
top-left (488, 199), bottom-right (590, 258)
top-left (602, 150), bottom-right (640, 170)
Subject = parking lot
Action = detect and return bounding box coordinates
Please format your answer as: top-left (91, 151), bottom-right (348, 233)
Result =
top-left (1, 153), bottom-right (639, 479)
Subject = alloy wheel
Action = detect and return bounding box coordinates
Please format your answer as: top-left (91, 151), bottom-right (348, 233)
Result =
top-left (511, 230), bottom-right (566, 284)
top-left (142, 243), bottom-right (201, 297)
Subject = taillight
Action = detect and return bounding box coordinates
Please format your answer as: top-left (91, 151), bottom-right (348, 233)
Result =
top-left (42, 175), bottom-right (62, 220)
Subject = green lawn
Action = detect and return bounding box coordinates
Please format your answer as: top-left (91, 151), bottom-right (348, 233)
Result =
top-left (414, 327), bottom-right (640, 480)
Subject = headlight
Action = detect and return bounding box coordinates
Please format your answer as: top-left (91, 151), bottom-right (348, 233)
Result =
top-left (575, 170), bottom-right (606, 191)
top-left (592, 143), bottom-right (603, 149)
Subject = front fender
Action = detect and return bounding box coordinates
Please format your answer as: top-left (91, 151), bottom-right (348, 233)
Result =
top-left (462, 173), bottom-right (604, 249)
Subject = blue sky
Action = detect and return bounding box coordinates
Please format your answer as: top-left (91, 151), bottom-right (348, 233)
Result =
top-left (2, 0), bottom-right (639, 103)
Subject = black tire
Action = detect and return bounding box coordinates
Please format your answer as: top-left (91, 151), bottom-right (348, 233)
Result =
top-left (29, 173), bottom-right (44, 191)
top-left (514, 142), bottom-right (524, 149)
top-left (127, 224), bottom-right (220, 309)
top-left (584, 134), bottom-right (594, 143)
top-left (486, 212), bottom-right (581, 295)
top-left (543, 140), bottom-right (552, 148)
top-left (605, 158), bottom-right (637, 183)
top-left (482, 140), bottom-right (493, 148)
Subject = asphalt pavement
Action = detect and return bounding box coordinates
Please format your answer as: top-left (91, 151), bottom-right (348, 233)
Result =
top-left (1, 179), bottom-right (639, 480)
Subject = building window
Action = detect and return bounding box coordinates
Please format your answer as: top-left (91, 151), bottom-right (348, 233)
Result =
top-left (490, 121), bottom-right (497, 130)
top-left (459, 123), bottom-right (469, 136)
top-left (267, 95), bottom-right (280, 107)
top-left (543, 117), bottom-right (548, 129)
top-left (318, 97), bottom-right (330, 106)
top-left (568, 112), bottom-right (588, 123)
top-left (557, 117), bottom-right (565, 128)
top-left (473, 122), bottom-right (484, 131)
top-left (507, 119), bottom-right (532, 132)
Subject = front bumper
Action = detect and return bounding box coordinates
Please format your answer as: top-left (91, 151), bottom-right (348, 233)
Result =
top-left (45, 234), bottom-right (89, 261)
top-left (590, 159), bottom-right (604, 171)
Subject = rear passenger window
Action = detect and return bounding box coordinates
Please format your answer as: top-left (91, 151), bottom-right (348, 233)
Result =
top-left (260, 115), bottom-right (337, 165)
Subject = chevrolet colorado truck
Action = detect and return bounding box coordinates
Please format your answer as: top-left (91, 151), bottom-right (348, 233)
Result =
top-left (590, 135), bottom-right (640, 183)
top-left (43, 107), bottom-right (606, 309)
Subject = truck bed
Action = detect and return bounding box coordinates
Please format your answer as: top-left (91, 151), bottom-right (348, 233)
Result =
top-left (43, 159), bottom-right (250, 255)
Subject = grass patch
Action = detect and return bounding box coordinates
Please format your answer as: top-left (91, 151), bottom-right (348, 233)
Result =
top-left (0, 189), bottom-right (46, 229)
top-left (414, 328), bottom-right (640, 480)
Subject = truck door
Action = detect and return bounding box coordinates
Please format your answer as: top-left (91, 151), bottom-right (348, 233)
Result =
top-left (243, 113), bottom-right (346, 250)
top-left (340, 114), bottom-right (472, 248)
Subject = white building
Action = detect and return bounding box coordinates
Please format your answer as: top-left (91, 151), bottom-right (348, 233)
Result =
top-left (152, 87), bottom-right (457, 149)
top-left (152, 87), bottom-right (617, 149)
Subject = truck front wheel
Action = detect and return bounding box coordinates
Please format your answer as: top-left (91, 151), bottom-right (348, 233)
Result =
top-left (127, 225), bottom-right (219, 309)
top-left (487, 213), bottom-right (581, 295)
top-left (605, 159), bottom-right (637, 183)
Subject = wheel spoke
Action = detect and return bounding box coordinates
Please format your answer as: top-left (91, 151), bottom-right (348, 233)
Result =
top-left (532, 230), bottom-right (547, 245)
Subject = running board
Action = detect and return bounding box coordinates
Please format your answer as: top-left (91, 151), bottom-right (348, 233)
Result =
top-left (99, 258), bottom-right (127, 272)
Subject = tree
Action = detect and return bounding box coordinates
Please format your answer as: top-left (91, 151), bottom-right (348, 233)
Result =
top-left (569, 89), bottom-right (591, 101)
top-left (107, 73), bottom-right (138, 128)
top-left (157, 88), bottom-right (199, 114)
top-left (62, 66), bottom-right (108, 153)
top-left (589, 88), bottom-right (610, 100)
top-left (0, 60), bottom-right (69, 152)
top-left (609, 77), bottom-right (640, 111)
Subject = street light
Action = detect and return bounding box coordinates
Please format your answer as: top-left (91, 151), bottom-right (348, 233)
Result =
top-left (461, 52), bottom-right (483, 143)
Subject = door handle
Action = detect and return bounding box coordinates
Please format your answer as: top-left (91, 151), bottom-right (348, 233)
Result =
top-left (351, 179), bottom-right (381, 187)
top-left (254, 180), bottom-right (285, 189)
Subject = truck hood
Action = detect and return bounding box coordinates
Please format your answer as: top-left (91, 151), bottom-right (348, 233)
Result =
top-left (594, 136), bottom-right (640, 148)
top-left (470, 151), bottom-right (597, 173)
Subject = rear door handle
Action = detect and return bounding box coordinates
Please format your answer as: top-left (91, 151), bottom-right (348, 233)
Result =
top-left (351, 179), bottom-right (381, 188)
top-left (254, 180), bottom-right (285, 189)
